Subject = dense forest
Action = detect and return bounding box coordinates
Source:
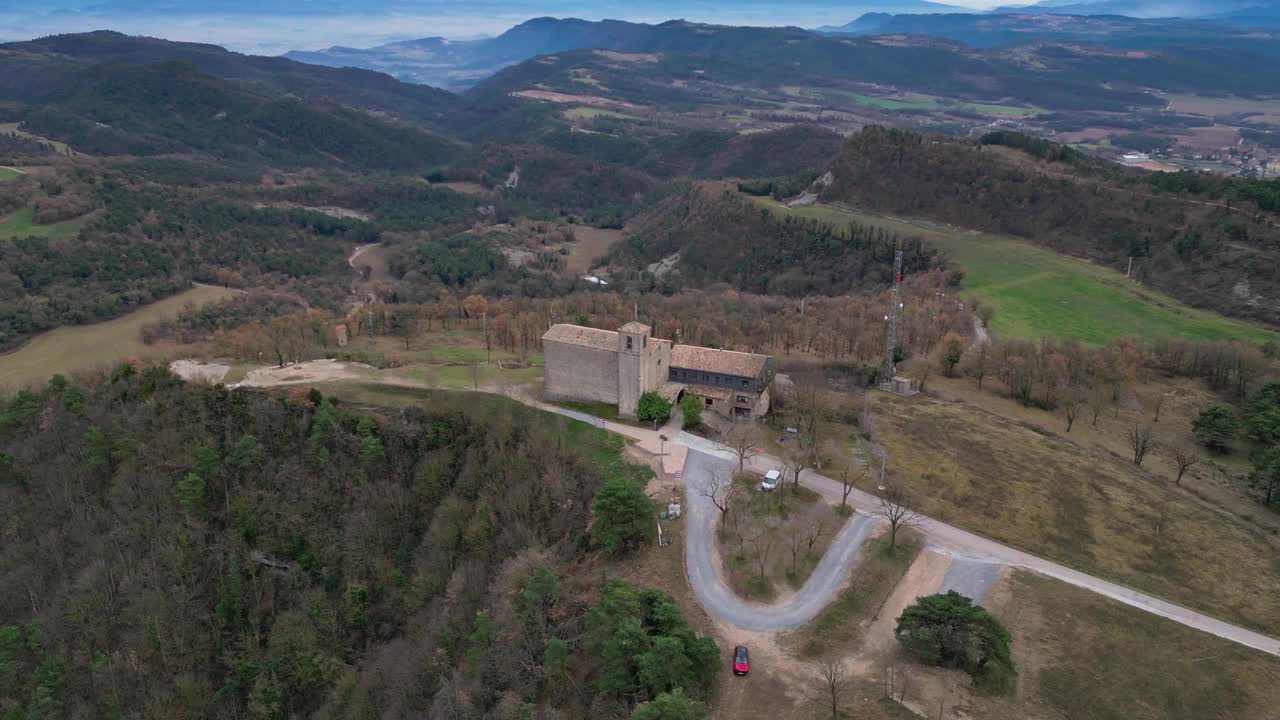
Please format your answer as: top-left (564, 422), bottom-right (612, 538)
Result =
top-left (822, 127), bottom-right (1280, 326)
top-left (615, 183), bottom-right (947, 296)
top-left (0, 370), bottom-right (718, 718)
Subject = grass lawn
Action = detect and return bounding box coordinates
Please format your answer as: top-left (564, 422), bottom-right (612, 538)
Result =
top-left (0, 285), bottom-right (240, 390)
top-left (869, 390), bottom-right (1280, 637)
top-left (0, 207), bottom-right (90, 241)
top-left (788, 534), bottom-right (920, 658)
top-left (338, 332), bottom-right (544, 391)
top-left (0, 167), bottom-right (21, 182)
top-left (975, 570), bottom-right (1280, 720)
top-left (754, 197), bottom-right (1276, 345)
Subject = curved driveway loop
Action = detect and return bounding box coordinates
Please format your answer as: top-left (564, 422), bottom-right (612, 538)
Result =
top-left (683, 449), bottom-right (876, 631)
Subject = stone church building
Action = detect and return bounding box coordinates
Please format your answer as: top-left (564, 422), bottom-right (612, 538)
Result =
top-left (542, 321), bottom-right (772, 420)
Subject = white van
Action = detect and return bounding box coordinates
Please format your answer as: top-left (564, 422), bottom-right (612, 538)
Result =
top-left (761, 469), bottom-right (782, 492)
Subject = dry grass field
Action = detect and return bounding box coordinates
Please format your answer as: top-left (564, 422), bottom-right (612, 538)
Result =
top-left (0, 284), bottom-right (239, 389)
top-left (972, 570), bottom-right (1280, 720)
top-left (556, 226), bottom-right (624, 274)
top-left (867, 389), bottom-right (1280, 637)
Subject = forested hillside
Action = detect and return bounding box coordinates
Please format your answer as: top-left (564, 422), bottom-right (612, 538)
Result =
top-left (0, 371), bottom-right (716, 718)
top-left (0, 170), bottom-right (379, 351)
top-left (0, 31), bottom-right (458, 124)
top-left (821, 127), bottom-right (1280, 326)
top-left (615, 182), bottom-right (947, 295)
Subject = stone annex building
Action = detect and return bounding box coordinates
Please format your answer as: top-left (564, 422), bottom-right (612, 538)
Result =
top-left (542, 321), bottom-right (773, 420)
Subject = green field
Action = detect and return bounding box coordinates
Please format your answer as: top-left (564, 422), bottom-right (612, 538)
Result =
top-left (0, 285), bottom-right (240, 389)
top-left (755, 197), bottom-right (1276, 344)
top-left (0, 167), bottom-right (21, 182)
top-left (563, 106), bottom-right (644, 121)
top-left (0, 122), bottom-right (75, 154)
top-left (781, 86), bottom-right (1035, 118)
top-left (0, 207), bottom-right (90, 240)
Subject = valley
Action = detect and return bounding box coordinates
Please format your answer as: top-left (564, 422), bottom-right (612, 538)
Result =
top-left (2, 11), bottom-right (1280, 720)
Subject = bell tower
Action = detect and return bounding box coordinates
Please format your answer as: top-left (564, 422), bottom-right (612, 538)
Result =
top-left (617, 321), bottom-right (651, 418)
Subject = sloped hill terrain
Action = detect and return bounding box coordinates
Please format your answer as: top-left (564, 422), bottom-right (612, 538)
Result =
top-left (0, 31), bottom-right (458, 122)
top-left (820, 127), bottom-right (1280, 325)
top-left (613, 182), bottom-right (946, 295)
top-left (0, 32), bottom-right (462, 169)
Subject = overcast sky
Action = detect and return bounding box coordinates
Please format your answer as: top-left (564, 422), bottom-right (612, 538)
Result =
top-left (0, 0), bottom-right (1019, 54)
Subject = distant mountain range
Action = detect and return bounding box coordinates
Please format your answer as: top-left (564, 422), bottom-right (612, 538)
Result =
top-left (816, 10), bottom-right (1280, 48)
top-left (285, 17), bottom-right (681, 91)
top-left (275, 1), bottom-right (1280, 92)
top-left (991, 0), bottom-right (1263, 17)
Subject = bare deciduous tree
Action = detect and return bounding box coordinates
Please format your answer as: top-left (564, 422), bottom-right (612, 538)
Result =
top-left (1151, 392), bottom-right (1168, 423)
top-left (838, 466), bottom-right (864, 513)
top-left (1163, 444), bottom-right (1199, 486)
top-left (966, 341), bottom-right (991, 390)
top-left (696, 468), bottom-right (737, 519)
top-left (724, 423), bottom-right (761, 475)
top-left (875, 485), bottom-right (920, 552)
top-left (783, 445), bottom-right (810, 490)
top-left (803, 520), bottom-right (827, 553)
top-left (748, 529), bottom-right (774, 580)
top-left (1088, 384), bottom-right (1109, 428)
top-left (1128, 425), bottom-right (1154, 466)
top-left (1062, 392), bottom-right (1084, 433)
top-left (809, 659), bottom-right (852, 720)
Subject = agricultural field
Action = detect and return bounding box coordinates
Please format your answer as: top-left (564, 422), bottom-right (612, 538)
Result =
top-left (563, 106), bottom-right (644, 121)
top-left (0, 284), bottom-right (240, 389)
top-left (0, 207), bottom-right (90, 241)
top-left (1163, 94), bottom-right (1280, 125)
top-left (755, 197), bottom-right (1276, 345)
top-left (556, 225), bottom-right (624, 273)
top-left (780, 86), bottom-right (1036, 117)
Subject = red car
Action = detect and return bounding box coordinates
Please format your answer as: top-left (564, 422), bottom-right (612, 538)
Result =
top-left (732, 645), bottom-right (750, 676)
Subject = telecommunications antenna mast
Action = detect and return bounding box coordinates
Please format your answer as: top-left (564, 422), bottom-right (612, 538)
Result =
top-left (879, 246), bottom-right (904, 391)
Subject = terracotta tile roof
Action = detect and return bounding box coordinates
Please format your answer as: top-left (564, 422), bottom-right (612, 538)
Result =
top-left (619, 321), bottom-right (651, 334)
top-left (685, 384), bottom-right (737, 402)
top-left (542, 324), bottom-right (618, 351)
top-left (671, 345), bottom-right (769, 379)
top-left (656, 382), bottom-right (685, 402)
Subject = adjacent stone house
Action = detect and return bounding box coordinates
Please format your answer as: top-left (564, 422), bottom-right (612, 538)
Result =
top-left (542, 322), bottom-right (772, 420)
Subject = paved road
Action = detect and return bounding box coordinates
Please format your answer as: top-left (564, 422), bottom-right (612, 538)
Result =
top-left (682, 449), bottom-right (876, 631)
top-left (674, 433), bottom-right (1280, 657)
top-left (500, 396), bottom-right (1280, 655)
top-left (971, 317), bottom-right (990, 345)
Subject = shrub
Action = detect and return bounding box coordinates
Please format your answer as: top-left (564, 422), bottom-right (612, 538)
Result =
top-left (895, 591), bottom-right (1016, 694)
top-left (679, 393), bottom-right (703, 429)
top-left (637, 391), bottom-right (671, 426)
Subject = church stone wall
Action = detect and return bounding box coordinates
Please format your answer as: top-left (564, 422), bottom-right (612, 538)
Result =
top-left (543, 340), bottom-right (618, 405)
